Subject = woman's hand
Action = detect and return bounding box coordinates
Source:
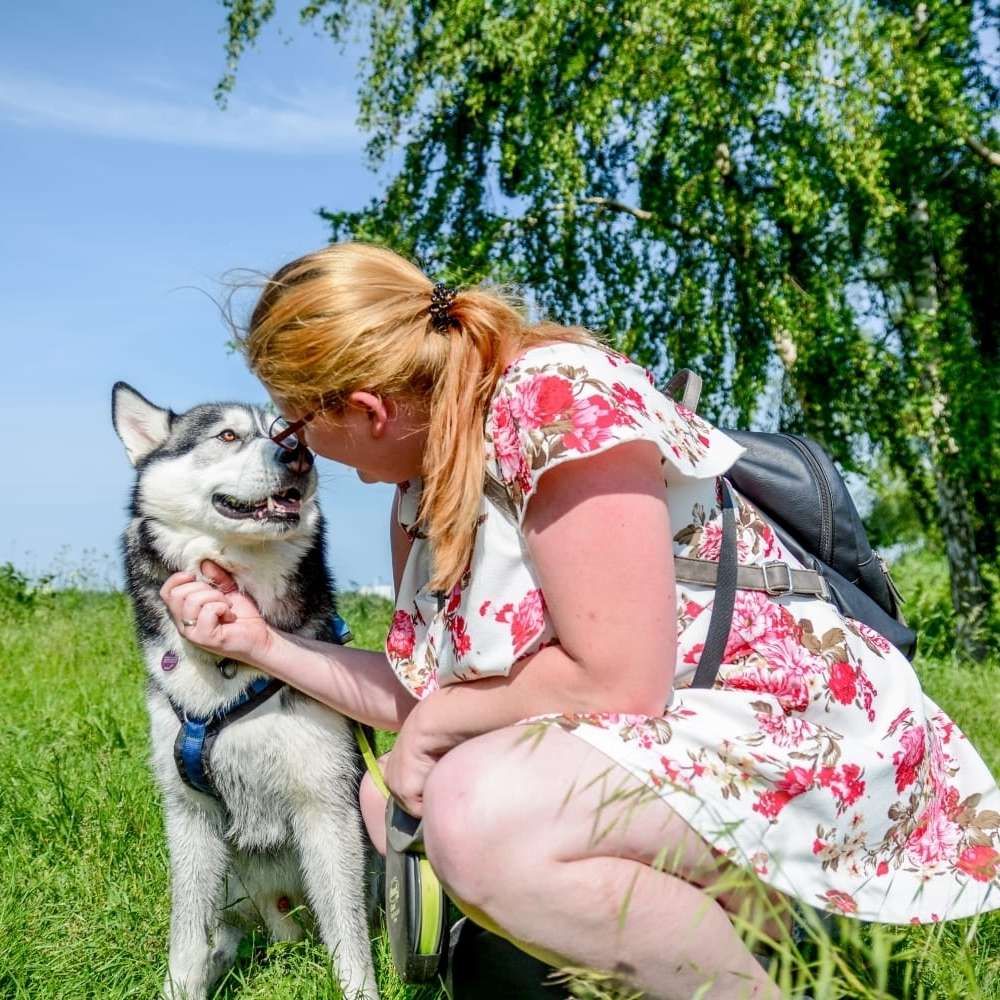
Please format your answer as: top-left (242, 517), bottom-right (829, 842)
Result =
top-left (382, 699), bottom-right (459, 817)
top-left (159, 560), bottom-right (273, 666)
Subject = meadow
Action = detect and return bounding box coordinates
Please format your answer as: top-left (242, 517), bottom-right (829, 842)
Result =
top-left (2, 551), bottom-right (999, 999)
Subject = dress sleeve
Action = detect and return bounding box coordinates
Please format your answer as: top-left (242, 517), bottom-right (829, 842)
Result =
top-left (485, 348), bottom-right (745, 527)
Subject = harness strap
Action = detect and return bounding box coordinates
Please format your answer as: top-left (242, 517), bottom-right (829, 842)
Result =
top-left (331, 612), bottom-right (353, 645)
top-left (173, 717), bottom-right (213, 796)
top-left (168, 675), bottom-right (285, 799)
top-left (162, 612), bottom-right (350, 801)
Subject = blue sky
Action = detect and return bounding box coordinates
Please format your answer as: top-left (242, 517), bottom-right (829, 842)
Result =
top-left (1, 1), bottom-right (399, 590)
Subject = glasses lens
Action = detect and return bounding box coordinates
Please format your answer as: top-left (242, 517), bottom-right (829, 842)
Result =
top-left (268, 414), bottom-right (300, 451)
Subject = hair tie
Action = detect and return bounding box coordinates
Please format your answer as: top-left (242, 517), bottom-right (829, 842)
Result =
top-left (428, 281), bottom-right (459, 333)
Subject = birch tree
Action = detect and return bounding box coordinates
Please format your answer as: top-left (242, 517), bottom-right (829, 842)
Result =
top-left (219, 0), bottom-right (1000, 654)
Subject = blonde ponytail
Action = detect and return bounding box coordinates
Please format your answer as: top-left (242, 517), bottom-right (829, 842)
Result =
top-left (238, 241), bottom-right (603, 593)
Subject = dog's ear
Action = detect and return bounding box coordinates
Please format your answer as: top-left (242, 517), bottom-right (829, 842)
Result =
top-left (112, 382), bottom-right (174, 466)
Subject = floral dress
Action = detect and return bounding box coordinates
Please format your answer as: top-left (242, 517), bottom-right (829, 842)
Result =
top-left (385, 340), bottom-right (1000, 924)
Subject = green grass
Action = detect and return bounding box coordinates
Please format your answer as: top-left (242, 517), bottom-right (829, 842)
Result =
top-left (0, 583), bottom-right (438, 1000)
top-left (2, 564), bottom-right (1000, 998)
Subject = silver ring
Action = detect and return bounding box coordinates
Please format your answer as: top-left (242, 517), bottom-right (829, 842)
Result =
top-left (181, 618), bottom-right (197, 628)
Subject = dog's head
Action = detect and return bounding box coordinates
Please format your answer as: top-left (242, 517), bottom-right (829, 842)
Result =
top-left (112, 382), bottom-right (320, 541)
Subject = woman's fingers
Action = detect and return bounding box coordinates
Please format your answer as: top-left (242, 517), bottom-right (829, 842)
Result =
top-left (194, 599), bottom-right (233, 636)
top-left (162, 579), bottom-right (209, 625)
top-left (200, 560), bottom-right (238, 594)
top-left (181, 588), bottom-right (235, 626)
top-left (170, 580), bottom-right (212, 605)
top-left (398, 790), bottom-right (422, 818)
top-left (160, 572), bottom-right (196, 605)
top-left (160, 575), bottom-right (242, 637)
top-left (383, 758), bottom-right (422, 817)
top-left (174, 598), bottom-right (232, 649)
top-left (163, 581), bottom-right (212, 625)
top-left (158, 567), bottom-right (269, 662)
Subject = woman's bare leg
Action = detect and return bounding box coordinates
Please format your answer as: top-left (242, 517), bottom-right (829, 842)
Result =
top-left (420, 724), bottom-right (789, 1000)
top-left (359, 757), bottom-right (390, 856)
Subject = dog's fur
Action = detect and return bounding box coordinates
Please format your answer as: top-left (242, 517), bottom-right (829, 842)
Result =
top-left (112, 382), bottom-right (378, 1000)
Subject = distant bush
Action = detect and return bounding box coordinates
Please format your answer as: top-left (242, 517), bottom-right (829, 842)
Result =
top-left (44, 546), bottom-right (120, 591)
top-left (863, 467), bottom-right (928, 551)
top-left (0, 562), bottom-right (52, 620)
top-left (890, 546), bottom-right (1000, 661)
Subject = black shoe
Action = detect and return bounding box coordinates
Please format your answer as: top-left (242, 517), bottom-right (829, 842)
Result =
top-left (444, 918), bottom-right (568, 999)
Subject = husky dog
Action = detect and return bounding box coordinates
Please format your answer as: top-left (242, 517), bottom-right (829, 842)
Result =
top-left (112, 382), bottom-right (379, 1000)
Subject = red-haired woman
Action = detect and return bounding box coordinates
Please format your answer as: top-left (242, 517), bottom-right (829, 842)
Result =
top-left (162, 241), bottom-right (1000, 1000)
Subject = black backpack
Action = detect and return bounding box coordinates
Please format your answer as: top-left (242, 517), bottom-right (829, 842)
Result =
top-left (665, 370), bottom-right (915, 689)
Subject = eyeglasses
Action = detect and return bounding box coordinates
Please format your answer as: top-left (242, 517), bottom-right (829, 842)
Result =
top-left (267, 410), bottom-right (315, 452)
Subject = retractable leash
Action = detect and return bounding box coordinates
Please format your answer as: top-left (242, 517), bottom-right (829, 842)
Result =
top-left (385, 799), bottom-right (448, 980)
top-left (333, 611), bottom-right (444, 977)
top-left (353, 724), bottom-right (448, 981)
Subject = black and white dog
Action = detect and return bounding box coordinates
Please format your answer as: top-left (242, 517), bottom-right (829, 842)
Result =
top-left (112, 382), bottom-right (378, 1000)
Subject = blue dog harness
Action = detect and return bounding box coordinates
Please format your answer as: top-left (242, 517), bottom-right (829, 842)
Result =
top-left (167, 674), bottom-right (285, 797)
top-left (163, 613), bottom-right (354, 800)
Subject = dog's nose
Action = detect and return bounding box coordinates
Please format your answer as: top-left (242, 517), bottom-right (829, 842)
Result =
top-left (277, 444), bottom-right (314, 475)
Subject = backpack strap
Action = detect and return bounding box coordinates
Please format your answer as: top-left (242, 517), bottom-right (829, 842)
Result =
top-left (674, 557), bottom-right (831, 600)
top-left (691, 479), bottom-right (738, 689)
top-left (664, 369), bottom-right (703, 412)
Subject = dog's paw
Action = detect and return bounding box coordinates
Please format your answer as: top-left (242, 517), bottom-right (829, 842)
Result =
top-left (161, 971), bottom-right (208, 1000)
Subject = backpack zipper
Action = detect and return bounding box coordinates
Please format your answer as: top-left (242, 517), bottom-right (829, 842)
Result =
top-left (783, 435), bottom-right (834, 564)
top-left (876, 552), bottom-right (908, 623)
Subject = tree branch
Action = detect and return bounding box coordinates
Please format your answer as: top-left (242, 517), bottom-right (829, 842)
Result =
top-left (499, 196), bottom-right (716, 245)
top-left (581, 196), bottom-right (653, 220)
top-left (579, 197), bottom-right (718, 244)
top-left (965, 135), bottom-right (1000, 169)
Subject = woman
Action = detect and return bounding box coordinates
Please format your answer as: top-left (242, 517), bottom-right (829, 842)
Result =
top-left (161, 242), bottom-right (1000, 1000)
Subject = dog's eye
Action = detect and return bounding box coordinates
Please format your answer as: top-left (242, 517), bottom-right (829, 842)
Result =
top-left (217, 429), bottom-right (239, 443)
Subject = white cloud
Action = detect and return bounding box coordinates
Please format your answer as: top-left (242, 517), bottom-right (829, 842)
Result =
top-left (0, 71), bottom-right (363, 154)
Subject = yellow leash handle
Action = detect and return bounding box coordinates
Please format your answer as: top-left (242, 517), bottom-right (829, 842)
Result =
top-left (417, 857), bottom-right (442, 955)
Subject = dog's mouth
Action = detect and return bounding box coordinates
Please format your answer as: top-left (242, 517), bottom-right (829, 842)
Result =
top-left (212, 487), bottom-right (303, 523)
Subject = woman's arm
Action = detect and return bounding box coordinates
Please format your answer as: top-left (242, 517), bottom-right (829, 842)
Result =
top-left (256, 629), bottom-right (417, 731)
top-left (384, 439), bottom-right (677, 812)
top-left (160, 562), bottom-right (417, 731)
top-left (410, 439), bottom-right (677, 748)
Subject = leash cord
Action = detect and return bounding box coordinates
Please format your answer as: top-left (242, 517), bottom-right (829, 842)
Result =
top-left (354, 721), bottom-right (390, 799)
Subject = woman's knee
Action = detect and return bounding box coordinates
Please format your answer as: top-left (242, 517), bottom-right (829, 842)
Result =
top-left (422, 734), bottom-right (525, 905)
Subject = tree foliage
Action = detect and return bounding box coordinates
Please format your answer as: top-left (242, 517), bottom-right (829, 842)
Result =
top-left (219, 0), bottom-right (1000, 649)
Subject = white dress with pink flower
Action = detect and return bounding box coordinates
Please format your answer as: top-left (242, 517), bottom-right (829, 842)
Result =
top-left (385, 341), bottom-right (1000, 924)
